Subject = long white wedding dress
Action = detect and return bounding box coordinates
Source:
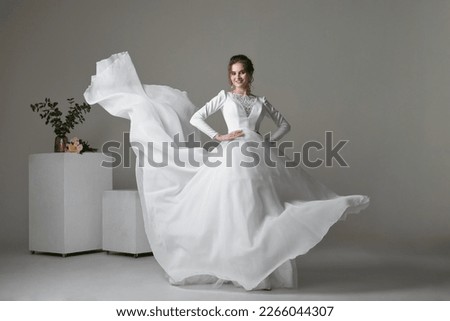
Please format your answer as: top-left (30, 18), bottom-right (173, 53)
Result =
top-left (84, 52), bottom-right (370, 290)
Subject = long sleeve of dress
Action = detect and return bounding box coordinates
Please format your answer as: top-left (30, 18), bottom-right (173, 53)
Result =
top-left (263, 97), bottom-right (291, 141)
top-left (190, 90), bottom-right (226, 139)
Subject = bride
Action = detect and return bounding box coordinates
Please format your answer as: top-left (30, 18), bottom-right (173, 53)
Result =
top-left (84, 52), bottom-right (369, 291)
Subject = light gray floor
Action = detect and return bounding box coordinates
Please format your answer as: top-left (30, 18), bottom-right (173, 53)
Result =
top-left (1, 245), bottom-right (449, 301)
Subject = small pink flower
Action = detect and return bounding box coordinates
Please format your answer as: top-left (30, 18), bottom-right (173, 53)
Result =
top-left (70, 137), bottom-right (80, 145)
top-left (66, 137), bottom-right (83, 153)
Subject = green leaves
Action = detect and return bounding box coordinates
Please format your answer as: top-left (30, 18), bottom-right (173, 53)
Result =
top-left (29, 97), bottom-right (91, 137)
top-left (78, 138), bottom-right (97, 154)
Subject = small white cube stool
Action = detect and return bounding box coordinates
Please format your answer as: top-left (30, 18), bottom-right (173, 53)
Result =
top-left (102, 190), bottom-right (152, 257)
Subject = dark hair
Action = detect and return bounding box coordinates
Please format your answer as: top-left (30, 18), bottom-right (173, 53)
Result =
top-left (228, 54), bottom-right (254, 88)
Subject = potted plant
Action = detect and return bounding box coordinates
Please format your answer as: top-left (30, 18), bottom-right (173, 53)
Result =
top-left (30, 98), bottom-right (91, 152)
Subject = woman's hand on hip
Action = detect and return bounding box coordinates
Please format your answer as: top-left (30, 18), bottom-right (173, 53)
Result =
top-left (214, 130), bottom-right (244, 141)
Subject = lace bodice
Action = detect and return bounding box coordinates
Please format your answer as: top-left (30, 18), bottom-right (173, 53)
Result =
top-left (190, 90), bottom-right (291, 141)
top-left (230, 92), bottom-right (257, 117)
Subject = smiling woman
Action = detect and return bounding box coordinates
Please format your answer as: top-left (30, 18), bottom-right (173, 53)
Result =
top-left (84, 51), bottom-right (369, 291)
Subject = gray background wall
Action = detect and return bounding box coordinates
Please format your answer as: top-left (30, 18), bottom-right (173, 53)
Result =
top-left (1, 0), bottom-right (448, 253)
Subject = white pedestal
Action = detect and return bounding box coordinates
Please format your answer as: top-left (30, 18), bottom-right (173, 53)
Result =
top-left (102, 190), bottom-right (151, 257)
top-left (29, 153), bottom-right (112, 255)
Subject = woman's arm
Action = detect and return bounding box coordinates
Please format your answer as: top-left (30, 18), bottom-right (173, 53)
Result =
top-left (190, 90), bottom-right (244, 141)
top-left (263, 97), bottom-right (291, 141)
top-left (190, 90), bottom-right (226, 139)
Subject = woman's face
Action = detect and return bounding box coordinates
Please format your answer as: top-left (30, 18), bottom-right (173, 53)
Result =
top-left (230, 62), bottom-right (250, 91)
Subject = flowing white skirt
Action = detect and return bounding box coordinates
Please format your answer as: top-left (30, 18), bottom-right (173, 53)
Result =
top-left (84, 52), bottom-right (370, 290)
